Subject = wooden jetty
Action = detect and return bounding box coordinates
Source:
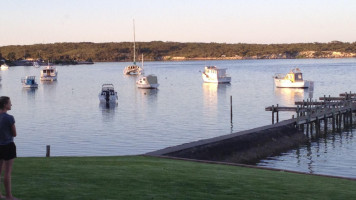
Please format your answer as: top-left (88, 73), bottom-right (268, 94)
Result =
top-left (265, 92), bottom-right (356, 134)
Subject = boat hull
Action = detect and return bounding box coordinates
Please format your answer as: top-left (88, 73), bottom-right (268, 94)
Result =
top-left (23, 84), bottom-right (38, 88)
top-left (40, 76), bottom-right (57, 81)
top-left (123, 65), bottom-right (143, 75)
top-left (136, 83), bottom-right (159, 89)
top-left (274, 78), bottom-right (312, 88)
top-left (202, 74), bottom-right (231, 83)
top-left (98, 94), bottom-right (118, 103)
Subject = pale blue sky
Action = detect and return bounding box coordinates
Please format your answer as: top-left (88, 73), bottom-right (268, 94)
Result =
top-left (1, 0), bottom-right (355, 46)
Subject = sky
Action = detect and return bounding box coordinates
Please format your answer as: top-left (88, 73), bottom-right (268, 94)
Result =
top-left (1, 0), bottom-right (355, 46)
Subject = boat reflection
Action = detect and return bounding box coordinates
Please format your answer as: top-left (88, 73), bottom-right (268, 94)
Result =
top-left (99, 102), bottom-right (117, 121)
top-left (22, 88), bottom-right (37, 100)
top-left (202, 83), bottom-right (229, 113)
top-left (136, 87), bottom-right (158, 110)
top-left (274, 88), bottom-right (314, 107)
top-left (40, 80), bottom-right (57, 99)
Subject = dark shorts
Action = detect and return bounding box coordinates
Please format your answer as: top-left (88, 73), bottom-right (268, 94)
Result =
top-left (0, 142), bottom-right (17, 161)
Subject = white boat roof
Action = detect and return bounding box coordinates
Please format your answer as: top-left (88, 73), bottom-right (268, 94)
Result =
top-left (102, 84), bottom-right (115, 90)
top-left (289, 68), bottom-right (302, 74)
top-left (205, 66), bottom-right (227, 70)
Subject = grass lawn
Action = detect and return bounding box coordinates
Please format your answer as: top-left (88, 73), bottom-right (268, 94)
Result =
top-left (5, 156), bottom-right (356, 200)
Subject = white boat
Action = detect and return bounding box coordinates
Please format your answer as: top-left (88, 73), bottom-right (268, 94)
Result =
top-left (0, 63), bottom-right (9, 70)
top-left (40, 64), bottom-right (58, 81)
top-left (274, 68), bottom-right (313, 88)
top-left (21, 76), bottom-right (38, 88)
top-left (136, 75), bottom-right (159, 89)
top-left (202, 66), bottom-right (231, 83)
top-left (98, 84), bottom-right (118, 103)
top-left (123, 65), bottom-right (143, 75)
top-left (123, 20), bottom-right (144, 75)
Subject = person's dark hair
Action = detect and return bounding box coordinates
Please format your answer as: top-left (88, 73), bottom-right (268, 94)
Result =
top-left (0, 96), bottom-right (10, 109)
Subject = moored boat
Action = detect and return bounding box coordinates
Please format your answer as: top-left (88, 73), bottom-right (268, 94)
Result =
top-left (202, 66), bottom-right (231, 83)
top-left (123, 65), bottom-right (143, 75)
top-left (40, 64), bottom-right (58, 81)
top-left (98, 84), bottom-right (118, 103)
top-left (136, 74), bottom-right (159, 89)
top-left (0, 63), bottom-right (9, 70)
top-left (274, 68), bottom-right (313, 88)
top-left (123, 20), bottom-right (144, 75)
top-left (21, 76), bottom-right (38, 88)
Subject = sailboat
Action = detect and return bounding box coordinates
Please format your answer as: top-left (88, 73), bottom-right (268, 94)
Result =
top-left (123, 19), bottom-right (144, 75)
top-left (136, 54), bottom-right (159, 89)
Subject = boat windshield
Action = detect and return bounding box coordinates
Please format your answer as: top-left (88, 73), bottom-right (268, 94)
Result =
top-left (294, 73), bottom-right (303, 81)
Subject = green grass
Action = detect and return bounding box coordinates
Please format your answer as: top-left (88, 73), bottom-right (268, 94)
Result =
top-left (5, 156), bottom-right (356, 200)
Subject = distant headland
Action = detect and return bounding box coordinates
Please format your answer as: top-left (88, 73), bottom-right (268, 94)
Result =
top-left (0, 41), bottom-right (355, 65)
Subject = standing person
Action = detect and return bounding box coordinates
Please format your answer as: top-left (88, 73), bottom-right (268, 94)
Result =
top-left (0, 96), bottom-right (19, 200)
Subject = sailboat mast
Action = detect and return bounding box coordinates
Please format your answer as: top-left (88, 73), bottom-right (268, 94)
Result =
top-left (133, 19), bottom-right (136, 65)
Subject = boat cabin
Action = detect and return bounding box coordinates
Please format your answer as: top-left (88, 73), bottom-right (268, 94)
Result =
top-left (42, 68), bottom-right (56, 76)
top-left (139, 75), bottom-right (158, 84)
top-left (285, 68), bottom-right (303, 82)
top-left (204, 66), bottom-right (227, 77)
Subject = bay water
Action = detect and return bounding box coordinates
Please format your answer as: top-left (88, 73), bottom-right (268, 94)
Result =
top-left (1, 58), bottom-right (355, 178)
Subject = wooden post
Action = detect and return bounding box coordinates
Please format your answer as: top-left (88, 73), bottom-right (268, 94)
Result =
top-left (276, 104), bottom-right (279, 123)
top-left (46, 145), bottom-right (50, 157)
top-left (272, 105), bottom-right (275, 124)
top-left (230, 96), bottom-right (233, 125)
top-left (316, 117), bottom-right (320, 135)
top-left (339, 113), bottom-right (342, 130)
top-left (332, 113), bottom-right (335, 132)
top-left (324, 114), bottom-right (327, 134)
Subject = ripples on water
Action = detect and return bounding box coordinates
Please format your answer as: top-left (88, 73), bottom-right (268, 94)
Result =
top-left (1, 58), bottom-right (356, 178)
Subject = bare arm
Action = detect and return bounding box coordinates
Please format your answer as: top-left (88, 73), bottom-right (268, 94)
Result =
top-left (11, 124), bottom-right (17, 137)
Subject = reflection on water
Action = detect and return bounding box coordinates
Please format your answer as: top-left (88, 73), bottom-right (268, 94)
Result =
top-left (274, 88), bottom-right (313, 106)
top-left (137, 88), bottom-right (158, 104)
top-left (99, 102), bottom-right (117, 122)
top-left (203, 83), bottom-right (219, 112)
top-left (258, 127), bottom-right (356, 178)
top-left (202, 83), bottom-right (229, 112)
top-left (138, 88), bottom-right (158, 97)
top-left (22, 88), bottom-right (37, 100)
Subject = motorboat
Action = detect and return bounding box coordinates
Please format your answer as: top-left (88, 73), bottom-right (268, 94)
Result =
top-left (136, 74), bottom-right (159, 89)
top-left (21, 76), bottom-right (38, 88)
top-left (0, 63), bottom-right (9, 70)
top-left (202, 66), bottom-right (231, 83)
top-left (98, 84), bottom-right (118, 103)
top-left (123, 20), bottom-right (144, 75)
top-left (274, 68), bottom-right (313, 88)
top-left (40, 64), bottom-right (58, 81)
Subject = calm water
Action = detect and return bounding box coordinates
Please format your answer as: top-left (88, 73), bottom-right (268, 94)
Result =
top-left (1, 58), bottom-right (355, 178)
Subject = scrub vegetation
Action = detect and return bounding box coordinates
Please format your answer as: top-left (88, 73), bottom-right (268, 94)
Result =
top-left (0, 41), bottom-right (356, 63)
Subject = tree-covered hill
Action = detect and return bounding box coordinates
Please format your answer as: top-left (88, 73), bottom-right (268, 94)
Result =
top-left (1, 41), bottom-right (356, 63)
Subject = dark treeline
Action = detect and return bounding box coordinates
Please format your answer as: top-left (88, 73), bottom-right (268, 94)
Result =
top-left (0, 41), bottom-right (356, 62)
